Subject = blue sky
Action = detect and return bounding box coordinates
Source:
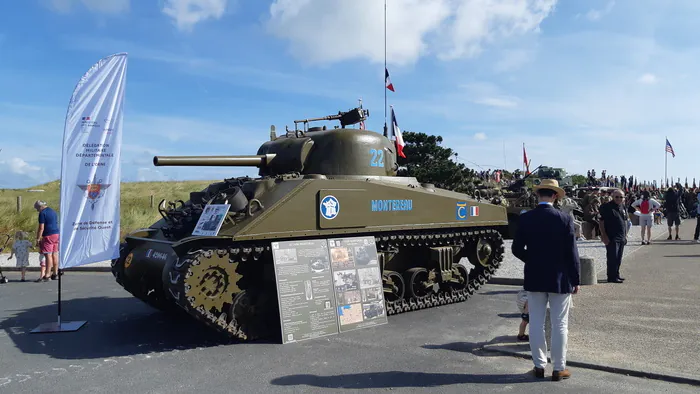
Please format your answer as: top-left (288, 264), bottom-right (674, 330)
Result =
top-left (1, 0), bottom-right (699, 189)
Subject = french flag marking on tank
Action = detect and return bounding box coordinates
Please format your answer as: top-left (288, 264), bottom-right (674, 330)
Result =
top-left (470, 206), bottom-right (479, 216)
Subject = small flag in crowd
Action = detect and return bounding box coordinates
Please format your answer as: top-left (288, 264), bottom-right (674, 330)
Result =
top-left (385, 68), bottom-right (395, 92)
top-left (391, 106), bottom-right (405, 158)
top-left (665, 138), bottom-right (675, 157)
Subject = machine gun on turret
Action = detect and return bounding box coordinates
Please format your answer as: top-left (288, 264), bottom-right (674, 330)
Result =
top-left (291, 106), bottom-right (369, 133)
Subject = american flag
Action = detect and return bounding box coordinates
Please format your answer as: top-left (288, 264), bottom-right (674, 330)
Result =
top-left (665, 138), bottom-right (675, 157)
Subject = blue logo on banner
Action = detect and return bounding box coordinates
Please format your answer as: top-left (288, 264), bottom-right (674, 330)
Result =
top-left (320, 195), bottom-right (340, 220)
top-left (456, 201), bottom-right (467, 220)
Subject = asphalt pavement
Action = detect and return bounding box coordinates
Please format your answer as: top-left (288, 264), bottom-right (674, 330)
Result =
top-left (0, 272), bottom-right (697, 393)
top-left (484, 221), bottom-right (700, 386)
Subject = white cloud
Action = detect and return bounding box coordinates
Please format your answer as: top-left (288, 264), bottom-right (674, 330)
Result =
top-left (582, 1), bottom-right (615, 22)
top-left (460, 81), bottom-right (520, 108)
top-left (473, 132), bottom-right (487, 141)
top-left (266, 0), bottom-right (557, 66)
top-left (638, 73), bottom-right (657, 84)
top-left (472, 97), bottom-right (519, 108)
top-left (47, 0), bottom-right (130, 14)
top-left (3, 157), bottom-right (41, 175)
top-left (161, 0), bottom-right (230, 31)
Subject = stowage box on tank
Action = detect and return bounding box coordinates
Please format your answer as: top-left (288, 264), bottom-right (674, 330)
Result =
top-left (111, 106), bottom-right (508, 341)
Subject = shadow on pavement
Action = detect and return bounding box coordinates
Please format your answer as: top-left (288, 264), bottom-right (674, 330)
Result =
top-left (663, 254), bottom-right (700, 258)
top-left (479, 290), bottom-right (519, 296)
top-left (0, 296), bottom-right (272, 360)
top-left (270, 370), bottom-right (539, 388)
top-left (268, 336), bottom-right (540, 387)
top-left (422, 335), bottom-right (529, 357)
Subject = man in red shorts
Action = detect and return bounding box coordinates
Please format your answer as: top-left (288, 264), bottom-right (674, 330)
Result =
top-left (34, 200), bottom-right (60, 281)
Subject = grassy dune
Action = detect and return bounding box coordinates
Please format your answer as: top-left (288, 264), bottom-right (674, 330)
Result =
top-left (0, 180), bottom-right (216, 241)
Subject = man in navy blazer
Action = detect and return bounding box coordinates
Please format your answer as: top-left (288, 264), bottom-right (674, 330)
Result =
top-left (512, 179), bottom-right (580, 381)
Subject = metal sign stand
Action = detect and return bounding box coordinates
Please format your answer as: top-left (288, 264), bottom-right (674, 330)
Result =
top-left (30, 269), bottom-right (87, 333)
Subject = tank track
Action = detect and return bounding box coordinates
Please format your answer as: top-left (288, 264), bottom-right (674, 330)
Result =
top-left (163, 226), bottom-right (505, 342)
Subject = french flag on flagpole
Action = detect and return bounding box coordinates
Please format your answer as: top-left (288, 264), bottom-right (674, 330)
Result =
top-left (470, 206), bottom-right (479, 216)
top-left (385, 68), bottom-right (395, 92)
top-left (391, 106), bottom-right (406, 158)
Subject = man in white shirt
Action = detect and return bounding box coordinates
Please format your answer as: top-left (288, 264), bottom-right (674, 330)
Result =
top-left (631, 191), bottom-right (661, 245)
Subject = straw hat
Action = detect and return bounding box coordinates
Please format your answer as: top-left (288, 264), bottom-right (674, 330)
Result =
top-left (533, 179), bottom-right (566, 197)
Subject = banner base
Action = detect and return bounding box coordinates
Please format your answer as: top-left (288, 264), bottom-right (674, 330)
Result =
top-left (30, 320), bottom-right (87, 334)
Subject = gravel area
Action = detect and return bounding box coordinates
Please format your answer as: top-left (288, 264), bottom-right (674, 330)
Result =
top-left (493, 222), bottom-right (677, 280)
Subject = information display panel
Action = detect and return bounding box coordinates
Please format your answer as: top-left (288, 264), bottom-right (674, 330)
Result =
top-left (272, 239), bottom-right (339, 344)
top-left (328, 236), bottom-right (388, 332)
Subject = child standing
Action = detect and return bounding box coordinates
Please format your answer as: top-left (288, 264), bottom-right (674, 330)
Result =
top-left (516, 288), bottom-right (529, 340)
top-left (7, 231), bottom-right (31, 282)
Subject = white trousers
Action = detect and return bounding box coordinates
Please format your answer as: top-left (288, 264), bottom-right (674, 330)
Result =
top-left (526, 291), bottom-right (572, 371)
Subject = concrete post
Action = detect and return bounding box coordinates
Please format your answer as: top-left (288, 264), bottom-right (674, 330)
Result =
top-left (17, 195), bottom-right (22, 213)
top-left (579, 256), bottom-right (596, 285)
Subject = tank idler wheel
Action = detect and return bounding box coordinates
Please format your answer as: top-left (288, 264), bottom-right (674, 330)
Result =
top-left (467, 236), bottom-right (495, 268)
top-left (403, 267), bottom-right (434, 299)
top-left (382, 270), bottom-right (405, 301)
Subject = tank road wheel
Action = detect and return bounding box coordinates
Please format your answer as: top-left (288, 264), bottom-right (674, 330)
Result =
top-left (450, 264), bottom-right (469, 291)
top-left (404, 267), bottom-right (435, 299)
top-left (382, 270), bottom-right (405, 302)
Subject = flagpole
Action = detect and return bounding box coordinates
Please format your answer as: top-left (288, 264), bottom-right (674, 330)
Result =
top-left (664, 136), bottom-right (668, 188)
top-left (502, 139), bottom-right (506, 170)
top-left (383, 0), bottom-right (388, 138)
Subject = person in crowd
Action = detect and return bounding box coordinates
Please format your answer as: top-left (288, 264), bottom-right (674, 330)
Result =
top-left (663, 184), bottom-right (684, 240)
top-left (631, 191), bottom-right (661, 245)
top-left (694, 191), bottom-right (700, 243)
top-left (34, 200), bottom-right (60, 281)
top-left (512, 179), bottom-right (580, 381)
top-left (7, 231), bottom-right (31, 282)
top-left (599, 189), bottom-right (628, 283)
top-left (516, 288), bottom-right (529, 341)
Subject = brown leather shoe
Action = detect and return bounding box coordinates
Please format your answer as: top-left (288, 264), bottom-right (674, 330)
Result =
top-left (531, 367), bottom-right (545, 378)
top-left (552, 369), bottom-right (571, 381)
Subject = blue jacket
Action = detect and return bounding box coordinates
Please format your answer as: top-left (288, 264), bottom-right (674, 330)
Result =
top-left (512, 203), bottom-right (581, 294)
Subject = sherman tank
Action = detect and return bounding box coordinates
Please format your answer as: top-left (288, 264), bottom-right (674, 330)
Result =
top-left (111, 106), bottom-right (508, 342)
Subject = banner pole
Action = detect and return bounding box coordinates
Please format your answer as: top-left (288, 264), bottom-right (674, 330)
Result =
top-left (57, 268), bottom-right (62, 327)
top-left (383, 0), bottom-right (388, 138)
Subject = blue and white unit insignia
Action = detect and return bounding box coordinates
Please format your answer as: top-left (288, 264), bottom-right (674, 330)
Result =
top-left (456, 201), bottom-right (467, 220)
top-left (320, 195), bottom-right (340, 220)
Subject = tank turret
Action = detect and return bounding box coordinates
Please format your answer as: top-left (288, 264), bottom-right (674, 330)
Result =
top-left (153, 106), bottom-right (398, 178)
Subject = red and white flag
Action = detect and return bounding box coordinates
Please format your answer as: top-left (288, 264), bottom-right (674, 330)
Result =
top-left (391, 106), bottom-right (406, 158)
top-left (523, 143), bottom-right (530, 175)
top-left (385, 68), bottom-right (395, 92)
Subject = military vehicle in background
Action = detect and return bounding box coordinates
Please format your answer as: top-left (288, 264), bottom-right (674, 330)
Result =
top-left (497, 165), bottom-right (582, 238)
top-left (111, 105), bottom-right (509, 342)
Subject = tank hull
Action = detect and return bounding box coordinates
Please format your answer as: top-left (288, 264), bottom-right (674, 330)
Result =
top-left (112, 176), bottom-right (508, 341)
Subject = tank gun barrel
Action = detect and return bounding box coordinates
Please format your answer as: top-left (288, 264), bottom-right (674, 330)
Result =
top-left (153, 154), bottom-right (276, 167)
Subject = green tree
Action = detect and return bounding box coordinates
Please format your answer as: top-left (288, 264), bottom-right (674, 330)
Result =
top-left (570, 174), bottom-right (587, 186)
top-left (396, 131), bottom-right (477, 192)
